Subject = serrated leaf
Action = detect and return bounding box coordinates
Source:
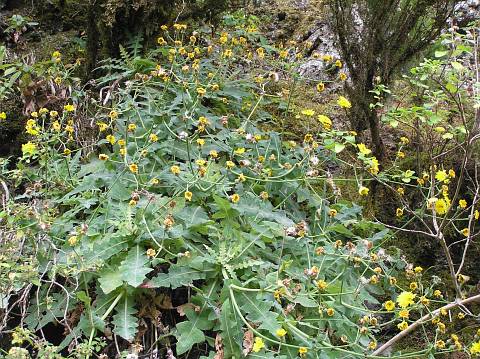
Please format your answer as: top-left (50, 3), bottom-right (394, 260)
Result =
top-left (149, 265), bottom-right (207, 289)
top-left (175, 320), bottom-right (205, 355)
top-left (112, 292), bottom-right (137, 341)
top-left (119, 245), bottom-right (152, 288)
top-left (98, 269), bottom-right (123, 294)
top-left (220, 299), bottom-right (242, 358)
top-left (235, 291), bottom-right (280, 335)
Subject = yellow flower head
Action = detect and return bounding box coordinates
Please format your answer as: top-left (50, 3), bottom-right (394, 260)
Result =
top-left (470, 341), bottom-right (480, 355)
top-left (22, 142), bottom-right (37, 155)
top-left (358, 186), bottom-right (369, 196)
top-left (128, 163), bottom-right (138, 174)
top-left (435, 170), bottom-right (448, 183)
top-left (301, 109), bottom-right (315, 117)
top-left (384, 300), bottom-right (395, 311)
top-left (230, 193), bottom-right (240, 203)
top-left (396, 208), bottom-right (404, 217)
top-left (99, 154), bottom-right (109, 161)
top-left (357, 143), bottom-right (371, 155)
top-left (316, 82), bottom-right (325, 92)
top-left (64, 104), bottom-right (75, 112)
top-left (149, 133), bottom-right (158, 142)
top-left (337, 96), bottom-right (352, 109)
top-left (171, 165), bottom-right (181, 175)
top-left (317, 115), bottom-right (332, 130)
top-left (396, 291), bottom-right (416, 308)
top-left (0, 112), bottom-right (6, 120)
top-left (146, 248), bottom-right (156, 258)
top-left (184, 191), bottom-right (193, 201)
top-left (106, 134), bottom-right (116, 145)
top-left (397, 321), bottom-right (408, 331)
top-left (252, 337), bottom-right (265, 353)
top-left (459, 199), bottom-right (467, 209)
top-left (276, 328), bottom-right (287, 337)
top-left (434, 198), bottom-right (449, 215)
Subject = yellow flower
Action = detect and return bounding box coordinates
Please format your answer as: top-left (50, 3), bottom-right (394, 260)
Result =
top-left (409, 282), bottom-right (418, 291)
top-left (146, 248), bottom-right (156, 258)
top-left (397, 187), bottom-right (405, 195)
top-left (63, 148), bottom-right (71, 155)
top-left (397, 151), bottom-right (405, 158)
top-left (398, 309), bottom-right (409, 319)
top-left (197, 138), bottom-right (205, 146)
top-left (52, 51), bottom-right (61, 58)
top-left (339, 72), bottom-right (347, 81)
top-left (129, 163), bottom-right (138, 174)
top-left (317, 115), bottom-right (332, 130)
top-left (433, 290), bottom-right (442, 298)
top-left (256, 47), bottom-right (265, 59)
top-left (301, 109), bottom-right (315, 117)
top-left (328, 209), bottom-right (337, 217)
top-left (184, 191), bottom-right (193, 201)
top-left (435, 340), bottom-right (446, 349)
top-left (397, 321), bottom-right (408, 331)
top-left (106, 134), bottom-right (116, 145)
top-left (276, 328), bottom-right (287, 337)
top-left (150, 178), bottom-right (159, 185)
top-left (434, 198), bottom-right (449, 215)
top-left (317, 280), bottom-right (328, 290)
top-left (99, 154), bottom-right (109, 161)
top-left (97, 122), bottom-right (108, 132)
top-left (358, 186), bottom-right (369, 196)
top-left (368, 341), bottom-right (377, 350)
top-left (0, 112), bottom-right (6, 120)
top-left (400, 136), bottom-right (409, 145)
top-left (461, 228), bottom-right (469, 237)
top-left (171, 165), bottom-right (181, 175)
top-left (226, 161), bottom-right (235, 169)
top-left (384, 300), bottom-right (395, 311)
top-left (64, 104), bottom-right (75, 112)
top-left (157, 37), bottom-right (167, 45)
top-left (231, 193), bottom-right (240, 203)
top-left (326, 308), bottom-right (335, 316)
top-left (52, 121), bottom-right (61, 131)
top-left (448, 169), bottom-right (456, 178)
top-left (109, 110), bottom-right (119, 120)
top-left (21, 142), bottom-right (37, 155)
top-left (357, 143), bottom-right (372, 155)
top-left (475, 210), bottom-right (479, 220)
top-left (234, 147), bottom-right (245, 155)
top-left (316, 82), bottom-right (325, 92)
top-left (435, 170), bottom-right (448, 183)
top-left (149, 133), bottom-right (158, 142)
top-left (299, 347), bottom-right (308, 356)
top-left (337, 96), bottom-right (352, 109)
top-left (209, 150), bottom-right (218, 158)
top-left (396, 291), bottom-right (416, 308)
top-left (252, 337), bottom-right (265, 352)
top-left (196, 87), bottom-right (206, 96)
top-left (470, 341), bottom-right (480, 355)
top-left (260, 191), bottom-right (269, 200)
top-left (128, 123), bottom-right (136, 132)
top-left (414, 266), bottom-right (423, 273)
top-left (459, 199), bottom-right (467, 208)
top-left (68, 235), bottom-right (78, 246)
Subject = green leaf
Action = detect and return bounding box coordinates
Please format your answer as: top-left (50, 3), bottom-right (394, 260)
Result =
top-left (149, 265), bottom-right (207, 289)
top-left (294, 295), bottom-right (318, 308)
top-left (112, 291), bottom-right (137, 341)
top-left (175, 320), bottom-right (205, 355)
top-left (98, 269), bottom-right (123, 294)
top-left (235, 291), bottom-right (280, 335)
top-left (220, 299), bottom-right (242, 358)
top-left (434, 50), bottom-right (448, 58)
top-left (119, 245), bottom-right (153, 288)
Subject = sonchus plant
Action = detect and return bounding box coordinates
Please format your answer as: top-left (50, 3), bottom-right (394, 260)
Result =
top-left (1, 16), bottom-right (479, 359)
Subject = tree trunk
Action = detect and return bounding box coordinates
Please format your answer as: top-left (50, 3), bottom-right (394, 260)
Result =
top-left (85, 0), bottom-right (99, 80)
